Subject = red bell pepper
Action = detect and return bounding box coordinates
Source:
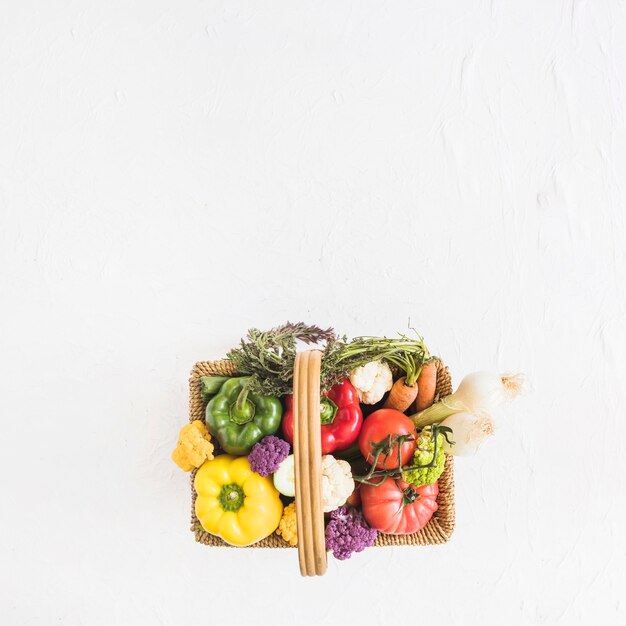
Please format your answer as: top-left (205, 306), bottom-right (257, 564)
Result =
top-left (282, 378), bottom-right (363, 455)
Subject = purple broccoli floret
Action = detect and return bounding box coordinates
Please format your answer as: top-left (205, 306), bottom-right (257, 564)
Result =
top-left (325, 506), bottom-right (378, 560)
top-left (247, 435), bottom-right (290, 477)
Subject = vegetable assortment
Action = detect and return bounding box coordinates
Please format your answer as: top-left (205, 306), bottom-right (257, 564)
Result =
top-left (172, 322), bottom-right (523, 561)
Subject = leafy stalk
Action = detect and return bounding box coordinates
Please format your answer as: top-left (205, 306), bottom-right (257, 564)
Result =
top-left (385, 352), bottom-right (422, 386)
top-left (225, 324), bottom-right (436, 397)
top-left (333, 333), bottom-right (433, 381)
top-left (412, 400), bottom-right (459, 429)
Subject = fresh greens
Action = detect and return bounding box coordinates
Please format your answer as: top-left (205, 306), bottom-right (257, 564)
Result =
top-left (225, 322), bottom-right (435, 396)
top-left (226, 322), bottom-right (341, 396)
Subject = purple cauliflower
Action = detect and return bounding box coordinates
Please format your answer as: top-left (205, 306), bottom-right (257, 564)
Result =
top-left (247, 435), bottom-right (290, 477)
top-left (325, 506), bottom-right (378, 560)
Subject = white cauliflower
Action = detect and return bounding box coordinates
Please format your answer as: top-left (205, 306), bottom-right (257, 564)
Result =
top-left (274, 454), bottom-right (355, 512)
top-left (349, 360), bottom-right (393, 404)
top-left (321, 455), bottom-right (355, 513)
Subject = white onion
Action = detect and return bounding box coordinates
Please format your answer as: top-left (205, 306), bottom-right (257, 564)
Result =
top-left (413, 371), bottom-right (524, 429)
top-left (453, 371), bottom-right (524, 414)
top-left (441, 412), bottom-right (495, 456)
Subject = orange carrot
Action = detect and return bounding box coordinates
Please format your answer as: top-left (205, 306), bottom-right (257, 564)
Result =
top-left (414, 361), bottom-right (438, 411)
top-left (383, 376), bottom-right (419, 412)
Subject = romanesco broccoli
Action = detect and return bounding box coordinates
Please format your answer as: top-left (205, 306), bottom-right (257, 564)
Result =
top-left (402, 427), bottom-right (445, 487)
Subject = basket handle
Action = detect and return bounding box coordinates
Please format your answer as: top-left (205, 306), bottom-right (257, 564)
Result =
top-left (293, 350), bottom-right (328, 576)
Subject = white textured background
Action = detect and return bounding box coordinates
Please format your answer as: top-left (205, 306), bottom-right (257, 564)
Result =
top-left (1, 2), bottom-right (625, 625)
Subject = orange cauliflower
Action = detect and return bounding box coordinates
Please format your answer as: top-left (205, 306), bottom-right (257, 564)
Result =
top-left (276, 502), bottom-right (297, 546)
top-left (171, 420), bottom-right (214, 471)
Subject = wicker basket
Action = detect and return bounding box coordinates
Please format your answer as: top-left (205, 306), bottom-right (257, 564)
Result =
top-left (189, 350), bottom-right (455, 576)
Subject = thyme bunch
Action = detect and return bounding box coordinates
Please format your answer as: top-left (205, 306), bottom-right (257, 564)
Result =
top-left (226, 322), bottom-right (342, 396)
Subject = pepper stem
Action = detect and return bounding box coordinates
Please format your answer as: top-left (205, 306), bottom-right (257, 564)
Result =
top-left (218, 483), bottom-right (245, 512)
top-left (236, 384), bottom-right (250, 413)
top-left (319, 397), bottom-right (338, 425)
top-left (230, 382), bottom-right (256, 424)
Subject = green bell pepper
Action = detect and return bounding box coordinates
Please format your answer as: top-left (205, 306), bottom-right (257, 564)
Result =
top-left (205, 377), bottom-right (283, 455)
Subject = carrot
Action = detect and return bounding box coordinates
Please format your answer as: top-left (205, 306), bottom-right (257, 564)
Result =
top-left (414, 361), bottom-right (438, 411)
top-left (383, 376), bottom-right (419, 412)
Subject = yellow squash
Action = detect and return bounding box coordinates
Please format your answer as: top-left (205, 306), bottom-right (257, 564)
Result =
top-left (194, 455), bottom-right (283, 546)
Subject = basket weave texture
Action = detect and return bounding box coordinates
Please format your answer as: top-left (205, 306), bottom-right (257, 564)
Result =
top-left (189, 359), bottom-right (455, 548)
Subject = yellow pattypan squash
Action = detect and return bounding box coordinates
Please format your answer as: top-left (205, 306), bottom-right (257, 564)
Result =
top-left (194, 455), bottom-right (283, 546)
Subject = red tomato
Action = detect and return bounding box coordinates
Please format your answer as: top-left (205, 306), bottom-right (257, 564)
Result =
top-left (360, 477), bottom-right (438, 534)
top-left (357, 409), bottom-right (417, 469)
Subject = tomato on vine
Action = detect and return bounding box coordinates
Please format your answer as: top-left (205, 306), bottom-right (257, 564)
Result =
top-left (357, 409), bottom-right (417, 469)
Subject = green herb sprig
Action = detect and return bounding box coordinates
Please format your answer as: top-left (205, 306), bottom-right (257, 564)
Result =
top-left (225, 323), bottom-right (436, 398)
top-left (226, 322), bottom-right (342, 396)
top-left (334, 333), bottom-right (432, 373)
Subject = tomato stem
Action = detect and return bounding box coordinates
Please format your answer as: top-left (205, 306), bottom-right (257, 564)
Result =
top-left (353, 424), bottom-right (454, 486)
top-left (402, 486), bottom-right (419, 506)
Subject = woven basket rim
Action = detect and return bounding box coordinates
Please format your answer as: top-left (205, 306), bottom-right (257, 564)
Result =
top-left (188, 358), bottom-right (455, 548)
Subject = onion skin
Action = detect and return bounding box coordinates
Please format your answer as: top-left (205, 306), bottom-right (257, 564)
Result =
top-left (441, 412), bottom-right (495, 456)
top-left (454, 371), bottom-right (524, 414)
